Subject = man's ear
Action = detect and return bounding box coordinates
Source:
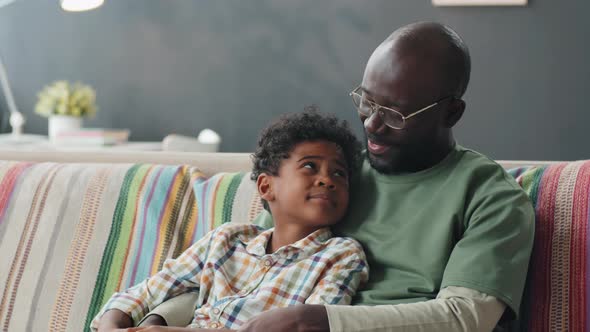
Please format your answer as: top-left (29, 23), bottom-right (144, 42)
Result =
top-left (257, 173), bottom-right (275, 202)
top-left (444, 98), bottom-right (465, 128)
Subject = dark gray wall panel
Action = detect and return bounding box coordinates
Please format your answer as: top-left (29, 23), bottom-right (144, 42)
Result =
top-left (0, 0), bottom-right (587, 160)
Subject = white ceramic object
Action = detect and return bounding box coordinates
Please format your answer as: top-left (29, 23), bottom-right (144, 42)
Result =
top-left (162, 129), bottom-right (221, 153)
top-left (48, 115), bottom-right (82, 141)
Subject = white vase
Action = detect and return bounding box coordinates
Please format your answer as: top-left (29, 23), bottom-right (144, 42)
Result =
top-left (48, 115), bottom-right (83, 141)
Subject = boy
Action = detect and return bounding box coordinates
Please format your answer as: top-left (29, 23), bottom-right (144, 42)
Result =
top-left (92, 109), bottom-right (368, 331)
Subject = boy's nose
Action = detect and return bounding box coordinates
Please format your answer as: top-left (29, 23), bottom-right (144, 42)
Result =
top-left (318, 178), bottom-right (335, 189)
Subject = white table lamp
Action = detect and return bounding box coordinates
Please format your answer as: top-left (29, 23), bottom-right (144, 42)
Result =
top-left (0, 0), bottom-right (25, 138)
top-left (60, 0), bottom-right (104, 12)
top-left (0, 53), bottom-right (25, 137)
top-left (0, 0), bottom-right (103, 144)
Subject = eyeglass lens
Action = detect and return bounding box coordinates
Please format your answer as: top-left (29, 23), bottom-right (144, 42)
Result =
top-left (351, 92), bottom-right (404, 129)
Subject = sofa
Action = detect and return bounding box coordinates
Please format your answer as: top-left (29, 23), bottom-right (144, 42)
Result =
top-left (0, 149), bottom-right (585, 331)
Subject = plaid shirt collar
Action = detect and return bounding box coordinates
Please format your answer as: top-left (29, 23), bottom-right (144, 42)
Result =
top-left (242, 226), bottom-right (333, 258)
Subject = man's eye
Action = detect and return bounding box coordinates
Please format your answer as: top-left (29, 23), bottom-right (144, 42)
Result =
top-left (360, 97), bottom-right (372, 108)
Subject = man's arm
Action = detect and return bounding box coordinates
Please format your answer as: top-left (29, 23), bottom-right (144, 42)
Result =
top-left (239, 286), bottom-right (505, 332)
top-left (326, 286), bottom-right (505, 332)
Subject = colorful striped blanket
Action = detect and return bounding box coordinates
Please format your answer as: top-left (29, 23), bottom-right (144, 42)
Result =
top-left (510, 161), bottom-right (590, 331)
top-left (0, 159), bottom-right (588, 331)
top-left (0, 162), bottom-right (262, 331)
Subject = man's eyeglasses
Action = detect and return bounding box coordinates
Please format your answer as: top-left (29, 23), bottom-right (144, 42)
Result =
top-left (349, 85), bottom-right (453, 130)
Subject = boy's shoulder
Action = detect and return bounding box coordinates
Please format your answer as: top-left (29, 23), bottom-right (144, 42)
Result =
top-left (213, 223), bottom-right (265, 238)
top-left (324, 235), bottom-right (362, 246)
top-left (322, 235), bottom-right (366, 257)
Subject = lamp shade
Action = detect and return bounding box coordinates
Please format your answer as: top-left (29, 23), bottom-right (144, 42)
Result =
top-left (60, 0), bottom-right (104, 12)
top-left (0, 0), bottom-right (16, 9)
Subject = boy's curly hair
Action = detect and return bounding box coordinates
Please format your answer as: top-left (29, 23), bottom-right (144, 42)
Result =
top-left (251, 107), bottom-right (362, 210)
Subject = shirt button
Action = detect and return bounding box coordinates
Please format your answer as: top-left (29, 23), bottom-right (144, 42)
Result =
top-left (212, 308), bottom-right (221, 315)
top-left (263, 259), bottom-right (273, 267)
top-left (209, 322), bottom-right (220, 328)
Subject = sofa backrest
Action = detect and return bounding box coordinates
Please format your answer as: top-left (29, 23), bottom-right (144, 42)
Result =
top-left (0, 150), bottom-right (253, 176)
top-left (0, 149), bottom-right (559, 174)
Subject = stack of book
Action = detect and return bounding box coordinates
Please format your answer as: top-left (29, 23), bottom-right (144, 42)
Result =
top-left (53, 128), bottom-right (130, 146)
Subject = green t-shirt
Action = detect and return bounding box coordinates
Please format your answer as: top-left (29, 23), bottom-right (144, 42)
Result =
top-left (257, 145), bottom-right (534, 318)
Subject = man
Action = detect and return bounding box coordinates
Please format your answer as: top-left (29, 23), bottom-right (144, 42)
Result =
top-left (143, 21), bottom-right (535, 332)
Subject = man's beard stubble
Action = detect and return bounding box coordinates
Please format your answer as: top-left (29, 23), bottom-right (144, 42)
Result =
top-left (366, 144), bottom-right (401, 174)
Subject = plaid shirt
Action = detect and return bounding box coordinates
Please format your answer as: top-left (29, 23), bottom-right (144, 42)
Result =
top-left (92, 222), bottom-right (368, 330)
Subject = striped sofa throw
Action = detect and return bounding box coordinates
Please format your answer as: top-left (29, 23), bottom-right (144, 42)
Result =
top-left (511, 160), bottom-right (590, 331)
top-left (0, 161), bottom-right (262, 332)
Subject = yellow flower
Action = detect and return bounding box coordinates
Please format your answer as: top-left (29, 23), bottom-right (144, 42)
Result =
top-left (34, 80), bottom-right (98, 118)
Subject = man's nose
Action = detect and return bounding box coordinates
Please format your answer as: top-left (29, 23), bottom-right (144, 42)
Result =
top-left (364, 110), bottom-right (387, 135)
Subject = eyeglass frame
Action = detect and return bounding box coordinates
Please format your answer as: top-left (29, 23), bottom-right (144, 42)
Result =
top-left (349, 85), bottom-right (455, 130)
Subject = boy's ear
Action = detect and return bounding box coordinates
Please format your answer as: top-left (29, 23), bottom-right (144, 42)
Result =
top-left (257, 173), bottom-right (275, 202)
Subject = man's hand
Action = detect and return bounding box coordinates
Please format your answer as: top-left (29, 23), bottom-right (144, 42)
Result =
top-left (238, 305), bottom-right (329, 332)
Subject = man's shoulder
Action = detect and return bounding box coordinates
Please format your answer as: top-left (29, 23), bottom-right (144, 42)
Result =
top-left (455, 145), bottom-right (525, 192)
top-left (454, 147), bottom-right (534, 235)
top-left (454, 145), bottom-right (502, 170)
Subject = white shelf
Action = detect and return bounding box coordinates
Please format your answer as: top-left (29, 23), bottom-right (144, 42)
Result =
top-left (0, 134), bottom-right (162, 151)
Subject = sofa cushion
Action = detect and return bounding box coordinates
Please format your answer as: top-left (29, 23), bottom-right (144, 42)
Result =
top-left (0, 162), bottom-right (261, 331)
top-left (511, 161), bottom-right (590, 331)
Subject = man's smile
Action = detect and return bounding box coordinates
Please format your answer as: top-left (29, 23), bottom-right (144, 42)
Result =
top-left (367, 139), bottom-right (392, 155)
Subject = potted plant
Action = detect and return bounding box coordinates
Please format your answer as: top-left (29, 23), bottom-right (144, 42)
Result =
top-left (34, 80), bottom-right (97, 140)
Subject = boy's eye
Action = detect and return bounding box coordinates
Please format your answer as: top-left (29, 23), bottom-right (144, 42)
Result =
top-left (302, 162), bottom-right (316, 169)
top-left (334, 169), bottom-right (347, 178)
